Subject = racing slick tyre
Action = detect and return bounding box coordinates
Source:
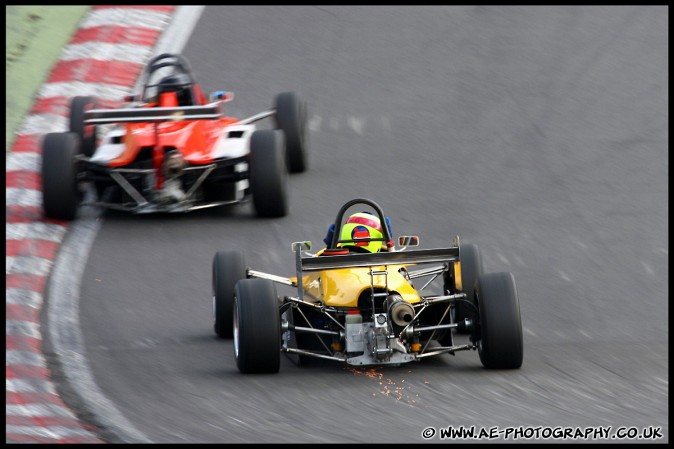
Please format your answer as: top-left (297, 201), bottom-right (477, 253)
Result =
top-left (41, 132), bottom-right (82, 221)
top-left (249, 129), bottom-right (288, 218)
top-left (234, 279), bottom-right (281, 374)
top-left (475, 272), bottom-right (523, 369)
top-left (274, 92), bottom-right (308, 173)
top-left (213, 250), bottom-right (247, 338)
top-left (69, 96), bottom-right (98, 157)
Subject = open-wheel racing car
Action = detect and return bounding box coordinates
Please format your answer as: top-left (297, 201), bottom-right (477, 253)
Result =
top-left (41, 53), bottom-right (308, 220)
top-left (212, 198), bottom-right (523, 373)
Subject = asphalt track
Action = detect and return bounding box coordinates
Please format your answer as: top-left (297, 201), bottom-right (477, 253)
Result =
top-left (38, 5), bottom-right (670, 444)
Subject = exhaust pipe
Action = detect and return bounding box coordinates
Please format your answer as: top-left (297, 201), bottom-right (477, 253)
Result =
top-left (386, 294), bottom-right (415, 327)
top-left (163, 149), bottom-right (186, 179)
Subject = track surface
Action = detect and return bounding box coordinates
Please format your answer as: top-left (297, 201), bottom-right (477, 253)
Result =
top-left (54, 6), bottom-right (667, 443)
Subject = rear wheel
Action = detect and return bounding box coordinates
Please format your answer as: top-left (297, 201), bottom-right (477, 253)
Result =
top-left (274, 92), bottom-right (308, 173)
top-left (69, 96), bottom-right (98, 157)
top-left (475, 272), bottom-right (523, 369)
top-left (41, 132), bottom-right (81, 220)
top-left (213, 251), bottom-right (247, 338)
top-left (249, 129), bottom-right (288, 217)
top-left (234, 279), bottom-right (281, 374)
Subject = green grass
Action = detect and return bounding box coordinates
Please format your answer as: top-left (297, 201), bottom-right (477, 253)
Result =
top-left (6, 6), bottom-right (90, 152)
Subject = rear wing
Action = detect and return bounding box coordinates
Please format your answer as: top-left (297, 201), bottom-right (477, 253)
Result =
top-left (290, 241), bottom-right (460, 301)
top-left (84, 102), bottom-right (225, 125)
top-left (299, 247), bottom-right (460, 272)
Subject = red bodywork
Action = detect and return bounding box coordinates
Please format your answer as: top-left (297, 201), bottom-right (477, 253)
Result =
top-left (107, 118), bottom-right (240, 167)
top-left (104, 85), bottom-right (239, 189)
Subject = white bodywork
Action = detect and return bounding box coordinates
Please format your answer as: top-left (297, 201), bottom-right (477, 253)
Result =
top-left (89, 126), bottom-right (126, 163)
top-left (211, 124), bottom-right (256, 159)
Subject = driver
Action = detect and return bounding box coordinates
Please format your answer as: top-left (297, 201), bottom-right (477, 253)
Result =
top-left (156, 73), bottom-right (194, 106)
top-left (323, 212), bottom-right (392, 253)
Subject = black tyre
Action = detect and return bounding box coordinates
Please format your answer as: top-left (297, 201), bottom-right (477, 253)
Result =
top-left (41, 132), bottom-right (81, 220)
top-left (274, 92), bottom-right (308, 173)
top-left (213, 251), bottom-right (247, 338)
top-left (249, 129), bottom-right (288, 218)
top-left (475, 272), bottom-right (523, 369)
top-left (234, 279), bottom-right (281, 374)
top-left (453, 243), bottom-right (484, 334)
top-left (69, 96), bottom-right (98, 157)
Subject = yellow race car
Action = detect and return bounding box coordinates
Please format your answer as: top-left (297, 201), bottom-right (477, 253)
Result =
top-left (212, 198), bottom-right (523, 373)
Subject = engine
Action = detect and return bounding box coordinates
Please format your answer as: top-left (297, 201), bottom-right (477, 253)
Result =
top-left (344, 294), bottom-right (417, 366)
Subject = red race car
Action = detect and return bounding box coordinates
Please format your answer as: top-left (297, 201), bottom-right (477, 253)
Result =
top-left (41, 53), bottom-right (308, 220)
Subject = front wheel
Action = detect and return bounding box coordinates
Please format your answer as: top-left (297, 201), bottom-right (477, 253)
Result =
top-left (234, 279), bottom-right (281, 374)
top-left (249, 129), bottom-right (288, 218)
top-left (213, 251), bottom-right (247, 338)
top-left (41, 132), bottom-right (82, 220)
top-left (274, 92), bottom-right (308, 173)
top-left (475, 272), bottom-right (523, 369)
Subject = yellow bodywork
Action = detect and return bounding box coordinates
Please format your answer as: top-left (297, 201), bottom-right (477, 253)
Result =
top-left (291, 265), bottom-right (421, 308)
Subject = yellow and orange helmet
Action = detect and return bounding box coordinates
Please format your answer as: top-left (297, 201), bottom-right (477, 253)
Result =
top-left (338, 212), bottom-right (385, 253)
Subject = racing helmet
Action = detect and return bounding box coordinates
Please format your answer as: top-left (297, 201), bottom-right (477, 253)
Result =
top-left (338, 212), bottom-right (385, 253)
top-left (157, 73), bottom-right (194, 106)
